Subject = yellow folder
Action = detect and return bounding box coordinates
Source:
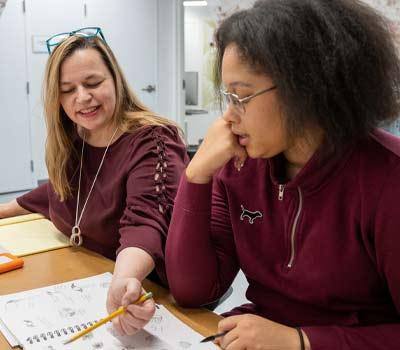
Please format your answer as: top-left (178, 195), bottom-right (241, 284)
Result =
top-left (0, 214), bottom-right (70, 257)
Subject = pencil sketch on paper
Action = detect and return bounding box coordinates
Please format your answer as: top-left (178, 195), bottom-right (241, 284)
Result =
top-left (179, 341), bottom-right (192, 349)
top-left (91, 341), bottom-right (104, 349)
top-left (23, 320), bottom-right (35, 327)
top-left (147, 313), bottom-right (164, 334)
top-left (0, 273), bottom-right (217, 350)
top-left (70, 283), bottom-right (83, 293)
top-left (44, 346), bottom-right (56, 350)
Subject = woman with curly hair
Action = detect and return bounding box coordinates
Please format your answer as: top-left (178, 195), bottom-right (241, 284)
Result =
top-left (166, 1), bottom-right (400, 349)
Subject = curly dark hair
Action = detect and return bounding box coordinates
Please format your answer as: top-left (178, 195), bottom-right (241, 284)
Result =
top-left (214, 0), bottom-right (400, 149)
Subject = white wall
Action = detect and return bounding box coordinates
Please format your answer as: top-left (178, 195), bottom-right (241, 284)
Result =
top-left (184, 6), bottom-right (206, 106)
top-left (183, 1), bottom-right (257, 146)
top-left (0, 0), bottom-right (35, 193)
top-left (183, 5), bottom-right (220, 145)
top-left (24, 0), bottom-right (85, 182)
top-left (157, 0), bottom-right (184, 124)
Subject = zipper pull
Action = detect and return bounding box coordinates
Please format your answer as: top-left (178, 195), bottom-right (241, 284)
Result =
top-left (278, 184), bottom-right (285, 201)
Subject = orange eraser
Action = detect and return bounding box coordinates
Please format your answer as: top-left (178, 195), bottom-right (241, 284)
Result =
top-left (0, 253), bottom-right (24, 273)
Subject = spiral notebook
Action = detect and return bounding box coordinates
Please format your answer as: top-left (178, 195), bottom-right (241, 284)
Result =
top-left (0, 273), bottom-right (215, 349)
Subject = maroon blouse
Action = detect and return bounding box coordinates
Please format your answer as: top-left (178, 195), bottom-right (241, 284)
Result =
top-left (17, 125), bottom-right (188, 285)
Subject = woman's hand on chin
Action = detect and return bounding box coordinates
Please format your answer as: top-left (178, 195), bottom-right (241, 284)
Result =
top-left (186, 118), bottom-right (248, 184)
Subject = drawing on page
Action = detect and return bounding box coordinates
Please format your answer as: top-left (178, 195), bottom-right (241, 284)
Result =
top-left (57, 307), bottom-right (90, 320)
top-left (68, 280), bottom-right (110, 293)
top-left (178, 340), bottom-right (192, 349)
top-left (23, 320), bottom-right (35, 327)
top-left (70, 283), bottom-right (83, 293)
top-left (0, 274), bottom-right (218, 350)
top-left (82, 331), bottom-right (94, 340)
top-left (92, 341), bottom-right (104, 349)
top-left (58, 307), bottom-right (76, 318)
top-left (147, 313), bottom-right (164, 334)
top-left (106, 323), bottom-right (172, 350)
top-left (45, 290), bottom-right (63, 303)
top-left (46, 289), bottom-right (75, 306)
top-left (4, 298), bottom-right (29, 311)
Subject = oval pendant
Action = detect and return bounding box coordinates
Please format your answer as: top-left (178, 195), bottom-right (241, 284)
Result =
top-left (70, 225), bottom-right (83, 247)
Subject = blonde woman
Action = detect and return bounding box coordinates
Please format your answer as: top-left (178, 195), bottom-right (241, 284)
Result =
top-left (0, 28), bottom-right (188, 335)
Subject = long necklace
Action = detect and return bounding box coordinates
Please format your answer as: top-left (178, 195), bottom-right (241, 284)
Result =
top-left (70, 127), bottom-right (119, 247)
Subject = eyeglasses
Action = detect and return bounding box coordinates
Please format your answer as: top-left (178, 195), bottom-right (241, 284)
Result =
top-left (46, 27), bottom-right (106, 54)
top-left (221, 85), bottom-right (277, 114)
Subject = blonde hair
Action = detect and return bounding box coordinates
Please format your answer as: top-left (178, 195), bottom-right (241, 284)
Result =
top-left (43, 35), bottom-right (179, 201)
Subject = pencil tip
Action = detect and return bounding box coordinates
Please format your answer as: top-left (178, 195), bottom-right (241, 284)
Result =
top-left (63, 339), bottom-right (72, 345)
top-left (199, 336), bottom-right (212, 343)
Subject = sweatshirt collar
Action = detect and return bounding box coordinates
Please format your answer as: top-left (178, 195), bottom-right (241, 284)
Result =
top-left (268, 143), bottom-right (354, 195)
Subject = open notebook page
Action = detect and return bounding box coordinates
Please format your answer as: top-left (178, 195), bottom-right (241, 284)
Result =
top-left (0, 273), bottom-right (216, 350)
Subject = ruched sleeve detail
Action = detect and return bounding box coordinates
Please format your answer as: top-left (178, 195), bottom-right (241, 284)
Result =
top-left (117, 126), bottom-right (188, 286)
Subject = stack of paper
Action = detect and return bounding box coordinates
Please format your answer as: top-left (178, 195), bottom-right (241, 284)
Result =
top-left (0, 214), bottom-right (69, 256)
top-left (0, 273), bottom-right (216, 350)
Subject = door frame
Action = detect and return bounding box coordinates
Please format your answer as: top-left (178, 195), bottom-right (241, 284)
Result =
top-left (172, 0), bottom-right (185, 128)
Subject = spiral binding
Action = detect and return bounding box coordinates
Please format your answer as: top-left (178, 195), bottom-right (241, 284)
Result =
top-left (26, 320), bottom-right (97, 344)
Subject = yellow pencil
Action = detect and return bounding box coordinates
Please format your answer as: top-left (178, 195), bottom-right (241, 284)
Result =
top-left (63, 291), bottom-right (153, 345)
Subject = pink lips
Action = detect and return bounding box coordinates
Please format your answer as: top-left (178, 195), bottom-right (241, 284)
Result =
top-left (237, 134), bottom-right (249, 146)
top-left (78, 106), bottom-right (100, 118)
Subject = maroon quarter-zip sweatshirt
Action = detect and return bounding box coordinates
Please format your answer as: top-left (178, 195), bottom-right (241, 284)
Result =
top-left (166, 128), bottom-right (400, 350)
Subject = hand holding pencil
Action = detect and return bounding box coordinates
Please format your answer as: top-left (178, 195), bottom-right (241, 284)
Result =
top-left (107, 277), bottom-right (156, 336)
top-left (64, 277), bottom-right (156, 344)
top-left (64, 291), bottom-right (153, 344)
top-left (204, 314), bottom-right (310, 350)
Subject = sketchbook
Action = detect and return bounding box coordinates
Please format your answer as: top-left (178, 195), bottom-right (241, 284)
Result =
top-left (0, 273), bottom-right (216, 350)
top-left (0, 214), bottom-right (69, 257)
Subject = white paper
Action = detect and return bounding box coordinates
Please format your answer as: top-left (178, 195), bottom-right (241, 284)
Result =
top-left (0, 0), bottom-right (6, 17)
top-left (144, 305), bottom-right (214, 350)
top-left (0, 273), bottom-right (216, 350)
top-left (0, 244), bottom-right (9, 254)
top-left (0, 318), bottom-right (19, 347)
